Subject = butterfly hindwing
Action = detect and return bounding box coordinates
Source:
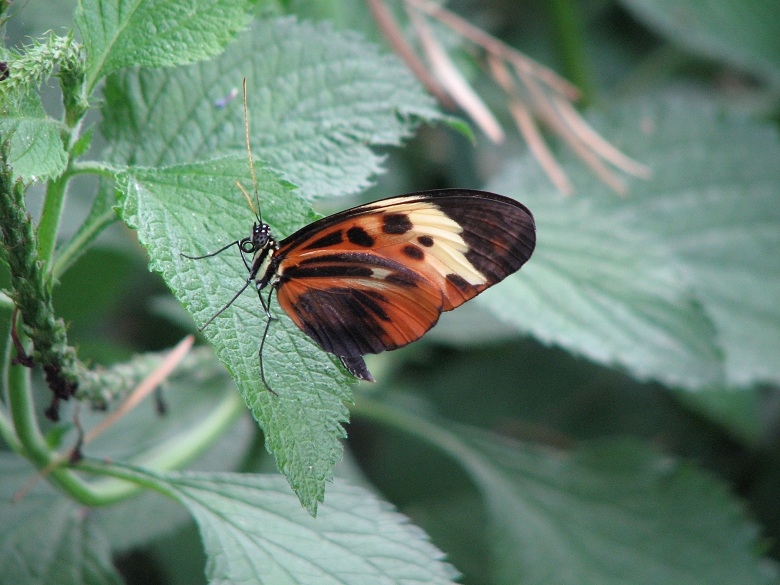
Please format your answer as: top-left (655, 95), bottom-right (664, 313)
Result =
top-left (275, 251), bottom-right (443, 357)
top-left (271, 189), bottom-right (536, 361)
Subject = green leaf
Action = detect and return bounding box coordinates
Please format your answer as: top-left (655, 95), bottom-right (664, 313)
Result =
top-left (101, 16), bottom-right (443, 199)
top-left (484, 96), bottom-right (780, 390)
top-left (359, 400), bottom-right (775, 585)
top-left (117, 156), bottom-right (351, 514)
top-left (120, 467), bottom-right (460, 585)
top-left (619, 0), bottom-right (780, 82)
top-left (2, 100), bottom-right (68, 182)
top-left (458, 431), bottom-right (776, 585)
top-left (0, 456), bottom-right (123, 585)
top-left (670, 385), bottom-right (764, 445)
top-left (76, 0), bottom-right (252, 89)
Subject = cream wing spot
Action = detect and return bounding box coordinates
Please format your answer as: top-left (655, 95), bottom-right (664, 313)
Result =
top-left (403, 206), bottom-right (488, 286)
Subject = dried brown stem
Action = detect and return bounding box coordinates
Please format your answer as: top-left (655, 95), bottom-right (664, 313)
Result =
top-left (407, 0), bottom-right (579, 100)
top-left (489, 55), bottom-right (572, 194)
top-left (367, 0), bottom-right (457, 109)
top-left (408, 4), bottom-right (504, 142)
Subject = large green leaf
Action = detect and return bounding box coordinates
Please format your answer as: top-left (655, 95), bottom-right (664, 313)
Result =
top-left (117, 156), bottom-right (351, 514)
top-left (101, 16), bottom-right (443, 200)
top-left (462, 432), bottom-right (775, 585)
top-left (482, 96), bottom-right (780, 390)
top-left (121, 467), bottom-right (460, 585)
top-left (76, 0), bottom-right (252, 89)
top-left (356, 399), bottom-right (775, 585)
top-left (619, 0), bottom-right (780, 82)
top-left (0, 456), bottom-right (123, 585)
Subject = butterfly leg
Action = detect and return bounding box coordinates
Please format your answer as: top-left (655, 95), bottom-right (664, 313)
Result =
top-left (195, 278), bottom-right (253, 331)
top-left (339, 355), bottom-right (375, 383)
top-left (180, 238), bottom-right (245, 261)
top-left (258, 311), bottom-right (279, 396)
top-left (257, 289), bottom-right (279, 396)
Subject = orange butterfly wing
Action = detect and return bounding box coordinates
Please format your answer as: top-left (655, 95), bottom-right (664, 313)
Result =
top-left (271, 190), bottom-right (535, 367)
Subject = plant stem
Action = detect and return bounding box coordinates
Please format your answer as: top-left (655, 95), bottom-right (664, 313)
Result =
top-left (74, 388), bottom-right (246, 503)
top-left (0, 157), bottom-right (80, 407)
top-left (5, 350), bottom-right (116, 506)
top-left (36, 173), bottom-right (69, 267)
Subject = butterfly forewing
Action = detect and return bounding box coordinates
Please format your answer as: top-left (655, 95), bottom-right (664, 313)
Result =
top-left (271, 189), bottom-right (536, 359)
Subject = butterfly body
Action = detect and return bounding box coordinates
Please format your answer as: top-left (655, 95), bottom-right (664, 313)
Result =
top-left (226, 189), bottom-right (535, 384)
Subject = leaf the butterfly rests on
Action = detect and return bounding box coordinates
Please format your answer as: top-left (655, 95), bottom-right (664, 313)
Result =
top-left (195, 188), bottom-right (536, 386)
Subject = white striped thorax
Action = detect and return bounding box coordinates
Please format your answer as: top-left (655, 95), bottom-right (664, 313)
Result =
top-left (243, 222), bottom-right (278, 292)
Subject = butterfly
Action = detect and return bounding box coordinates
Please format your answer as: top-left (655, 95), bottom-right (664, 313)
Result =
top-left (184, 188), bottom-right (536, 389)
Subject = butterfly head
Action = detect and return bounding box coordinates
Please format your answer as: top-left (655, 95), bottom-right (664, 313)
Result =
top-left (240, 222), bottom-right (274, 253)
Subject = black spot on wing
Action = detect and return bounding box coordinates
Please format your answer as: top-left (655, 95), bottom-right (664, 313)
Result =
top-left (417, 235), bottom-right (434, 247)
top-left (402, 245), bottom-right (424, 260)
top-left (347, 226), bottom-right (375, 247)
top-left (382, 213), bottom-right (413, 234)
top-left (302, 230), bottom-right (343, 250)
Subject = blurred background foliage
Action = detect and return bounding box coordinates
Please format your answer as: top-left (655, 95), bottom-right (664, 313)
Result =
top-left (2, 0), bottom-right (779, 584)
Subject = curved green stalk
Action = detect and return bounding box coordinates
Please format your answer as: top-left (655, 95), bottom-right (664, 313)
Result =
top-left (37, 172), bottom-right (69, 267)
top-left (545, 0), bottom-right (594, 105)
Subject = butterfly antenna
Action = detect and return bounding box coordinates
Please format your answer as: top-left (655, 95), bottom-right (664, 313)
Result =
top-left (242, 77), bottom-right (262, 222)
top-left (235, 180), bottom-right (258, 218)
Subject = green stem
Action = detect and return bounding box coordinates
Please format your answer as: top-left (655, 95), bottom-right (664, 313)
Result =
top-left (5, 366), bottom-right (246, 506)
top-left (52, 161), bottom-right (123, 279)
top-left (73, 388), bottom-right (246, 503)
top-left (545, 0), bottom-right (593, 105)
top-left (0, 403), bottom-right (23, 452)
top-left (5, 353), bottom-right (112, 505)
top-left (75, 459), bottom-right (181, 501)
top-left (37, 172), bottom-right (69, 268)
top-left (0, 326), bottom-right (23, 452)
top-left (7, 345), bottom-right (49, 458)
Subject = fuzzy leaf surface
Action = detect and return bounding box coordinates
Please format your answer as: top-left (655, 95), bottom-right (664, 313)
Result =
top-left (117, 156), bottom-right (351, 514)
top-left (0, 456), bottom-right (122, 585)
top-left (123, 469), bottom-right (460, 585)
top-left (76, 0), bottom-right (251, 88)
top-left (101, 16), bottom-right (443, 200)
top-left (458, 430), bottom-right (776, 585)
